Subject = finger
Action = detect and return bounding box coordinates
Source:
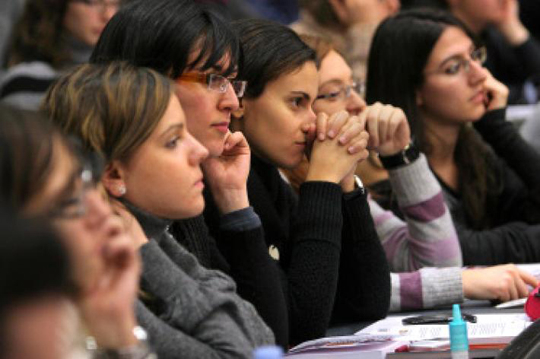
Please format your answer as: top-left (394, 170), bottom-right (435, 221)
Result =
top-left (327, 111), bottom-right (349, 139)
top-left (347, 131), bottom-right (369, 155)
top-left (316, 113), bottom-right (328, 141)
top-left (518, 269), bottom-right (539, 288)
top-left (377, 106), bottom-right (393, 143)
top-left (515, 275), bottom-right (529, 298)
top-left (386, 109), bottom-right (405, 143)
top-left (339, 119), bottom-right (363, 145)
top-left (366, 106), bottom-right (381, 148)
top-left (507, 277), bottom-right (519, 301)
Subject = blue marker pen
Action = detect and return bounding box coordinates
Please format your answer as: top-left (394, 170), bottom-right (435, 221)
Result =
top-left (449, 304), bottom-right (469, 359)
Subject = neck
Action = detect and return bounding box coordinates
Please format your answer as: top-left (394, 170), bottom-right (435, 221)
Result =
top-left (422, 116), bottom-right (460, 166)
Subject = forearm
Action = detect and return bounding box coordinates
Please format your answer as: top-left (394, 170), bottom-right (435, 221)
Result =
top-left (389, 268), bottom-right (463, 312)
top-left (286, 181), bottom-right (343, 345)
top-left (372, 155), bottom-right (462, 271)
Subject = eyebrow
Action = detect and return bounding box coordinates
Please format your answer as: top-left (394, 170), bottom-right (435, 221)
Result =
top-left (160, 123), bottom-right (184, 138)
top-left (438, 45), bottom-right (476, 68)
top-left (291, 91), bottom-right (311, 101)
top-left (319, 79), bottom-right (346, 88)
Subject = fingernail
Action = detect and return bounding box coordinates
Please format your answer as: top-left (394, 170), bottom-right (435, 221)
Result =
top-left (318, 133), bottom-right (325, 141)
top-left (339, 136), bottom-right (347, 144)
top-left (348, 146), bottom-right (356, 154)
top-left (328, 130), bottom-right (335, 138)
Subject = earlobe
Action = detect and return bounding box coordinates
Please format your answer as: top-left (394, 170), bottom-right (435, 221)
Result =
top-left (102, 161), bottom-right (127, 198)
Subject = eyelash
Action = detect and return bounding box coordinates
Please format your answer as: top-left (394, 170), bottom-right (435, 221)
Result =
top-left (166, 136), bottom-right (180, 148)
top-left (291, 97), bottom-right (304, 108)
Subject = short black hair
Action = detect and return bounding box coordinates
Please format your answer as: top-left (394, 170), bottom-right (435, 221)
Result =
top-left (235, 18), bottom-right (318, 99)
top-left (91, 0), bottom-right (239, 78)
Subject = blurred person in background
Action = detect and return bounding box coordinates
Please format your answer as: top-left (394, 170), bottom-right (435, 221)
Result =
top-left (0, 105), bottom-right (149, 358)
top-left (0, 0), bottom-right (121, 110)
top-left (292, 0), bottom-right (399, 80)
top-left (0, 211), bottom-right (73, 359)
top-left (402, 0), bottom-right (540, 104)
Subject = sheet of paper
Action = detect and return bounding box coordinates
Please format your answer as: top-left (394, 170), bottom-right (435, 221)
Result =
top-left (357, 313), bottom-right (530, 343)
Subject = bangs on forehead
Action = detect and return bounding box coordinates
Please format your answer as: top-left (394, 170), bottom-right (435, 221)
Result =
top-left (187, 25), bottom-right (240, 77)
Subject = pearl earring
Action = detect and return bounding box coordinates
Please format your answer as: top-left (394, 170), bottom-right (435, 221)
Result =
top-left (118, 185), bottom-right (126, 196)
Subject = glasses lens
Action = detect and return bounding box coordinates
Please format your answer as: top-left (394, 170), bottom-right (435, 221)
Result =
top-left (472, 47), bottom-right (487, 64)
top-left (352, 80), bottom-right (366, 97)
top-left (207, 74), bottom-right (229, 93)
top-left (232, 81), bottom-right (247, 98)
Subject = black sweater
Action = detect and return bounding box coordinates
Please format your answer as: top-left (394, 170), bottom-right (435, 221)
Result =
top-left (203, 155), bottom-right (390, 346)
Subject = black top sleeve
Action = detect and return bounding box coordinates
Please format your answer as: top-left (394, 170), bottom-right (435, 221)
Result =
top-left (331, 189), bottom-right (390, 324)
top-left (474, 108), bottom-right (540, 223)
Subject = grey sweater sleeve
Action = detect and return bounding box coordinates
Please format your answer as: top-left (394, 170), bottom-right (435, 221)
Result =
top-left (137, 240), bottom-right (274, 359)
top-left (389, 267), bottom-right (463, 312)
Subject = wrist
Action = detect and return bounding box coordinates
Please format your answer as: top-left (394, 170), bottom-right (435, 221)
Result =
top-left (87, 326), bottom-right (156, 359)
top-left (341, 174), bottom-right (355, 193)
top-left (305, 168), bottom-right (341, 184)
top-left (379, 143), bottom-right (420, 169)
top-left (212, 188), bottom-right (250, 214)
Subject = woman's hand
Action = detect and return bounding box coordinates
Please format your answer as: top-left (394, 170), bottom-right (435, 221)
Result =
top-left (306, 112), bottom-right (369, 185)
top-left (202, 131), bottom-right (251, 214)
top-left (462, 264), bottom-right (538, 302)
top-left (483, 70), bottom-right (509, 111)
top-left (79, 216), bottom-right (142, 349)
top-left (361, 102), bottom-right (410, 156)
top-left (494, 0), bottom-right (529, 46)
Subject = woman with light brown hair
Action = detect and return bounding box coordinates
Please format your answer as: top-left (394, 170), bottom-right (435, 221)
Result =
top-left (43, 61), bottom-right (275, 358)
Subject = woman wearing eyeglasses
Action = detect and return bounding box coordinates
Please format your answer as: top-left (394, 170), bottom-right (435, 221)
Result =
top-left (200, 18), bottom-right (391, 345)
top-left (0, 0), bottom-right (120, 110)
top-left (0, 105), bottom-right (152, 359)
top-left (366, 9), bottom-right (540, 265)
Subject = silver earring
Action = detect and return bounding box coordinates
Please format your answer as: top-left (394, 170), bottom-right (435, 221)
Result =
top-left (118, 185), bottom-right (126, 196)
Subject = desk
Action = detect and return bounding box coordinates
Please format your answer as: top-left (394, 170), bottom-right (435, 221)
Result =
top-left (327, 300), bottom-right (524, 337)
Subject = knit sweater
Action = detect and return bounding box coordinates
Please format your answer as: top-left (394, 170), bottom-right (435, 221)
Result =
top-left (368, 154), bottom-right (464, 312)
top-left (203, 155), bottom-right (391, 345)
top-left (129, 204), bottom-right (275, 359)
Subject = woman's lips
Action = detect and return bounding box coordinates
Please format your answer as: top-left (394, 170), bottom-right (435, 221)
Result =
top-left (212, 122), bottom-right (230, 134)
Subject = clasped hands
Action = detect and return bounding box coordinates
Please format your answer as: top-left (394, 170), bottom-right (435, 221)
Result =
top-left (305, 102), bottom-right (410, 192)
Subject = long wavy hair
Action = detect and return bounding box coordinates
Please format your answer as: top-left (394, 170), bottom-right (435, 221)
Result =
top-left (6, 0), bottom-right (71, 68)
top-left (366, 9), bottom-right (501, 229)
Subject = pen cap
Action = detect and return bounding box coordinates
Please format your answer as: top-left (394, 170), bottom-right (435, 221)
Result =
top-left (253, 345), bottom-right (283, 359)
top-left (449, 304), bottom-right (469, 352)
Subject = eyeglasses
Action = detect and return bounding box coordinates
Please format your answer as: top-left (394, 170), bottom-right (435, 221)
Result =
top-left (315, 79), bottom-right (366, 102)
top-left (426, 47), bottom-right (487, 76)
top-left (176, 73), bottom-right (247, 98)
top-left (48, 160), bottom-right (102, 220)
top-left (71, 0), bottom-right (121, 12)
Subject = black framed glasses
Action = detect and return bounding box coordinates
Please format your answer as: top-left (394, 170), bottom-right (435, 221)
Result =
top-left (315, 79), bottom-right (366, 102)
top-left (176, 73), bottom-right (247, 98)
